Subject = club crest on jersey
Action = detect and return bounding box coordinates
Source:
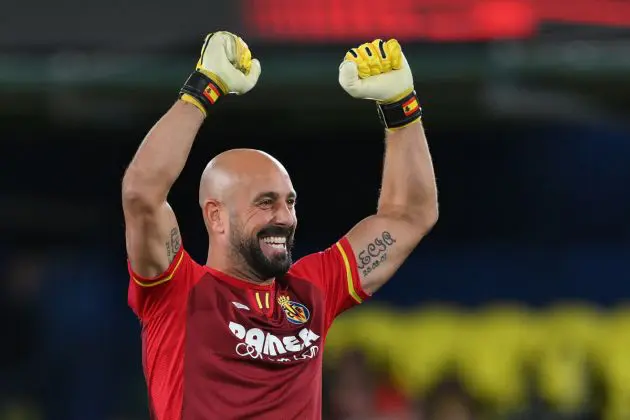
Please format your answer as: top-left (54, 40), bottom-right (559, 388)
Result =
top-left (277, 295), bottom-right (310, 324)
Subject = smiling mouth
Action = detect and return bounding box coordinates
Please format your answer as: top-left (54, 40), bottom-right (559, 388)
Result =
top-left (260, 236), bottom-right (287, 250)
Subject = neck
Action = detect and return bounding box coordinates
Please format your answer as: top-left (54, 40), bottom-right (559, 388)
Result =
top-left (206, 249), bottom-right (274, 286)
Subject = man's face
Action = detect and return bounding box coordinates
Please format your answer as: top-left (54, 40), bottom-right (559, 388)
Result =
top-left (228, 178), bottom-right (297, 280)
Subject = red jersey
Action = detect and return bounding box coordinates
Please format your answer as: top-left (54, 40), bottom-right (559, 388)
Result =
top-left (127, 237), bottom-right (369, 420)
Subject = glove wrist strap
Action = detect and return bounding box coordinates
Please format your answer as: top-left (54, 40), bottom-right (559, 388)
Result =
top-left (179, 71), bottom-right (226, 116)
top-left (377, 90), bottom-right (422, 130)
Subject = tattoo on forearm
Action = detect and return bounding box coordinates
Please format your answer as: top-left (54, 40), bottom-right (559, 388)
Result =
top-left (356, 231), bottom-right (396, 277)
top-left (165, 228), bottom-right (182, 263)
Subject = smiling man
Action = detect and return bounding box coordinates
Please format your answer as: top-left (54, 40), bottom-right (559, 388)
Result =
top-left (122, 31), bottom-right (438, 420)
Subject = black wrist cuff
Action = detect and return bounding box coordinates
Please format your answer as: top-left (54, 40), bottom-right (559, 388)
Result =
top-left (179, 71), bottom-right (226, 113)
top-left (377, 91), bottom-right (422, 129)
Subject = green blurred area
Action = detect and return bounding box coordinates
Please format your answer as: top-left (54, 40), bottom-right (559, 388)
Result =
top-left (3, 41), bottom-right (630, 87)
top-left (2, 40), bottom-right (630, 127)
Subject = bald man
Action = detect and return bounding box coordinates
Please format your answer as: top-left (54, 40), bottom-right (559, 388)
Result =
top-left (122, 32), bottom-right (437, 420)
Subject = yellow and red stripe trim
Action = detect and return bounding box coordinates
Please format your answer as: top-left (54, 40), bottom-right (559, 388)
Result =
top-left (131, 249), bottom-right (185, 288)
top-left (335, 238), bottom-right (370, 304)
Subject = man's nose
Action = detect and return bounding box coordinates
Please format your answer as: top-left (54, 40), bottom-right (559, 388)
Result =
top-left (273, 203), bottom-right (295, 226)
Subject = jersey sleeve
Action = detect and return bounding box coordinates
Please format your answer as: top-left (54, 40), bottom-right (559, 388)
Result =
top-left (127, 246), bottom-right (196, 322)
top-left (292, 236), bottom-right (371, 326)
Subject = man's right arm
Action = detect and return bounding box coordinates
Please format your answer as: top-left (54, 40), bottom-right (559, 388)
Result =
top-left (122, 101), bottom-right (204, 277)
top-left (122, 31), bottom-right (261, 278)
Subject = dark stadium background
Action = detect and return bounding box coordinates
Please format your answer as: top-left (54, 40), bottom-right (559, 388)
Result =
top-left (2, 1), bottom-right (630, 419)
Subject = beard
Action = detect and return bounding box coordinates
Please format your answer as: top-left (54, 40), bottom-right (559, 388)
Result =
top-left (229, 219), bottom-right (295, 280)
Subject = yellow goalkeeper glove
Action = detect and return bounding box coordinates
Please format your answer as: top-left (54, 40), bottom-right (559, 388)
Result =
top-left (180, 31), bottom-right (261, 117)
top-left (339, 39), bottom-right (421, 130)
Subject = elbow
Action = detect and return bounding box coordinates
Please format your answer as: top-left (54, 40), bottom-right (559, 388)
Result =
top-left (122, 186), bottom-right (152, 213)
top-left (378, 200), bottom-right (439, 235)
top-left (412, 191), bottom-right (439, 233)
top-left (407, 200), bottom-right (438, 235)
top-left (122, 170), bottom-right (164, 213)
top-left (421, 202), bottom-right (439, 233)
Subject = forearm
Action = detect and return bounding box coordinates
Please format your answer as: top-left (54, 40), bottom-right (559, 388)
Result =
top-left (123, 100), bottom-right (204, 204)
top-left (377, 121), bottom-right (438, 225)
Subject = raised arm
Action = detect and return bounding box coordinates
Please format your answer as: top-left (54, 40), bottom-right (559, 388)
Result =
top-left (122, 102), bottom-right (202, 277)
top-left (346, 122), bottom-right (437, 294)
top-left (122, 31), bottom-right (261, 277)
top-left (339, 39), bottom-right (438, 294)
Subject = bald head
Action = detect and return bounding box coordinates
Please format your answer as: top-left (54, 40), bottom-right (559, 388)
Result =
top-left (199, 149), bottom-right (298, 281)
top-left (199, 149), bottom-right (291, 207)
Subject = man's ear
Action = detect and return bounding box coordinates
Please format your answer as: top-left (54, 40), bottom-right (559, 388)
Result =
top-left (203, 199), bottom-right (225, 234)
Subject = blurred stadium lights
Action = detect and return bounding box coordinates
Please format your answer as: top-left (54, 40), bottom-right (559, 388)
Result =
top-left (242, 0), bottom-right (630, 42)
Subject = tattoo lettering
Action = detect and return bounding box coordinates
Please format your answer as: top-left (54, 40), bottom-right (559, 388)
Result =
top-left (357, 231), bottom-right (396, 277)
top-left (165, 228), bottom-right (182, 263)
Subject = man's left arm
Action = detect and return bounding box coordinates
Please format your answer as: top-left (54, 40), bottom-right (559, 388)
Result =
top-left (346, 121), bottom-right (437, 294)
top-left (339, 39), bottom-right (438, 295)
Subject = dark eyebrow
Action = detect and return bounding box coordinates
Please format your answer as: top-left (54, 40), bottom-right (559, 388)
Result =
top-left (253, 192), bottom-right (279, 202)
top-left (253, 191), bottom-right (297, 202)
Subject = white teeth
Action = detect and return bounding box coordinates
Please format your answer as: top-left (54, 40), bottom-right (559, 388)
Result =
top-left (262, 236), bottom-right (286, 244)
top-left (261, 236), bottom-right (287, 248)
